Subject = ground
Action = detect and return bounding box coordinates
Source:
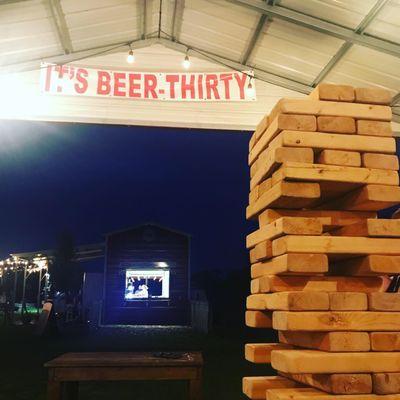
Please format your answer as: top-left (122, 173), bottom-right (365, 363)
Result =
top-left (0, 324), bottom-right (274, 400)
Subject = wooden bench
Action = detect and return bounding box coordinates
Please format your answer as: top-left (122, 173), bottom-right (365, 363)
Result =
top-left (45, 351), bottom-right (203, 400)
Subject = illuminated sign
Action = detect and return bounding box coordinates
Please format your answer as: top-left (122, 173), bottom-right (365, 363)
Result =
top-left (125, 269), bottom-right (170, 300)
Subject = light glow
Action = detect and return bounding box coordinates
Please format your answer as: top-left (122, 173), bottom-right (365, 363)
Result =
top-left (125, 269), bottom-right (170, 300)
top-left (182, 55), bottom-right (191, 69)
top-left (127, 50), bottom-right (135, 64)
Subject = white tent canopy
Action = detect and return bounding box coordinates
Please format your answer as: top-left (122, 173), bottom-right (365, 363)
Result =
top-left (1, 0), bottom-right (400, 131)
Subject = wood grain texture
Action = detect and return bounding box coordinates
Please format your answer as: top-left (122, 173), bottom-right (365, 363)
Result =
top-left (373, 373), bottom-right (400, 395)
top-left (370, 332), bottom-right (400, 351)
top-left (357, 120), bottom-right (393, 137)
top-left (245, 310), bottom-right (273, 328)
top-left (317, 150), bottom-right (361, 167)
top-left (333, 255), bottom-right (400, 276)
top-left (317, 116), bottom-right (356, 134)
top-left (309, 84), bottom-right (355, 102)
top-left (242, 376), bottom-right (301, 399)
top-left (245, 343), bottom-right (293, 363)
top-left (362, 153), bottom-right (399, 171)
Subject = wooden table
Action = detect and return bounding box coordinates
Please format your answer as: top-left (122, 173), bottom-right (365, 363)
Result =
top-left (44, 351), bottom-right (203, 400)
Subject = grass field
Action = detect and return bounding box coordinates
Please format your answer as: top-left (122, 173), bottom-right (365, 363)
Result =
top-left (0, 323), bottom-right (274, 400)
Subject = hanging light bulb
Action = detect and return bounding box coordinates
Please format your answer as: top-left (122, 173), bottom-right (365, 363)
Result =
top-left (182, 50), bottom-right (191, 69)
top-left (246, 76), bottom-right (255, 97)
top-left (127, 46), bottom-right (135, 64)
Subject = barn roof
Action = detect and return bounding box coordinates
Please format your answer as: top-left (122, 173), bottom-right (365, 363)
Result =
top-left (1, 0), bottom-right (400, 121)
top-left (105, 223), bottom-right (190, 237)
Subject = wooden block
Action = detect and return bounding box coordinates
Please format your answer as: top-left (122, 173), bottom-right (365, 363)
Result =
top-left (280, 372), bottom-right (373, 395)
top-left (250, 159), bottom-right (259, 178)
top-left (246, 217), bottom-right (323, 249)
top-left (249, 114), bottom-right (317, 165)
top-left (251, 275), bottom-right (384, 294)
top-left (249, 186), bottom-right (259, 205)
top-left (271, 349), bottom-right (400, 374)
top-left (247, 292), bottom-right (330, 311)
top-left (357, 120), bottom-right (393, 137)
top-left (259, 209), bottom-right (377, 227)
top-left (277, 99), bottom-right (392, 121)
top-left (243, 376), bottom-right (301, 399)
top-left (368, 293), bottom-right (400, 311)
top-left (317, 116), bottom-right (356, 134)
top-left (317, 149), bottom-right (361, 167)
top-left (253, 241), bottom-right (273, 262)
top-left (373, 373), bottom-right (400, 395)
top-left (245, 343), bottom-right (293, 363)
top-left (246, 182), bottom-right (321, 219)
top-left (355, 87), bottom-right (392, 105)
top-left (334, 219), bottom-right (400, 237)
top-left (272, 162), bottom-right (399, 187)
top-left (272, 235), bottom-right (400, 257)
top-left (279, 331), bottom-right (371, 352)
top-left (329, 292), bottom-right (368, 311)
top-left (251, 253), bottom-right (328, 277)
top-left (251, 147), bottom-right (314, 189)
top-left (309, 84), bottom-right (355, 102)
top-left (371, 332), bottom-right (400, 351)
top-left (362, 153), bottom-right (399, 171)
top-left (249, 131), bottom-right (257, 151)
top-left (245, 310), bottom-right (272, 328)
top-left (266, 387), bottom-right (396, 399)
top-left (333, 255), bottom-right (400, 276)
top-left (273, 311), bottom-right (400, 332)
top-left (320, 184), bottom-right (400, 211)
top-left (254, 114), bottom-right (269, 141)
top-left (281, 130), bottom-right (396, 154)
top-left (258, 178), bottom-right (272, 198)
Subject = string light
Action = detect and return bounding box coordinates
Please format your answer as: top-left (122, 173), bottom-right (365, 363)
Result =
top-left (182, 49), bottom-right (191, 69)
top-left (127, 44), bottom-right (135, 64)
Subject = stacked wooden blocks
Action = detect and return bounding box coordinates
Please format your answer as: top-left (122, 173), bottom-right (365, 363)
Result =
top-left (243, 83), bottom-right (400, 400)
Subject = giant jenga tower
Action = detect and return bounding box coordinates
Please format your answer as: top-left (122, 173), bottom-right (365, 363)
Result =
top-left (243, 84), bottom-right (400, 400)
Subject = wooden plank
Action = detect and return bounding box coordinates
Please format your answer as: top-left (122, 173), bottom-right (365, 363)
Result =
top-left (245, 310), bottom-right (273, 328)
top-left (271, 349), bottom-right (400, 374)
top-left (280, 372), bottom-right (372, 395)
top-left (249, 131), bottom-right (257, 151)
top-left (251, 253), bottom-right (328, 277)
top-left (368, 293), bottom-right (400, 311)
top-left (259, 209), bottom-right (377, 227)
top-left (245, 343), bottom-right (293, 363)
top-left (243, 376), bottom-right (301, 399)
top-left (333, 255), bottom-right (400, 276)
top-left (250, 147), bottom-right (314, 189)
top-left (266, 387), bottom-right (399, 399)
top-left (253, 114), bottom-right (269, 141)
top-left (249, 114), bottom-right (317, 165)
top-left (362, 153), bottom-right (399, 171)
top-left (249, 186), bottom-right (259, 205)
top-left (317, 149), bottom-right (361, 167)
top-left (334, 219), bottom-right (400, 238)
top-left (357, 120), bottom-right (393, 137)
top-left (278, 331), bottom-right (371, 352)
top-left (273, 311), bottom-right (400, 332)
top-left (252, 241), bottom-right (273, 262)
top-left (329, 292), bottom-right (368, 311)
top-left (272, 162), bottom-right (399, 187)
top-left (373, 373), bottom-right (400, 395)
top-left (246, 217), bottom-right (323, 249)
top-left (251, 275), bottom-right (384, 294)
top-left (317, 116), bottom-right (356, 134)
top-left (370, 332), bottom-right (400, 351)
top-left (272, 235), bottom-right (400, 257)
top-left (246, 182), bottom-right (321, 219)
top-left (309, 84), bottom-right (355, 102)
top-left (247, 292), bottom-right (330, 311)
top-left (355, 88), bottom-right (392, 105)
top-left (320, 184), bottom-right (400, 211)
top-left (250, 159), bottom-right (259, 178)
top-left (281, 130), bottom-right (396, 154)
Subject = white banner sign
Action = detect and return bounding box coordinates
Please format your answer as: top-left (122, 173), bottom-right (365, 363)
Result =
top-left (40, 63), bottom-right (256, 102)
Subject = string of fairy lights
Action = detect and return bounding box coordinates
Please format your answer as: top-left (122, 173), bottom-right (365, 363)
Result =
top-left (0, 255), bottom-right (49, 278)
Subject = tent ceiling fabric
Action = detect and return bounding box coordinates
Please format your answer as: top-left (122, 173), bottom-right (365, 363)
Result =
top-left (1, 0), bottom-right (400, 121)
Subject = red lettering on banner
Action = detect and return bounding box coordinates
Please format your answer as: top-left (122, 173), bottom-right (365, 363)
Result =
top-left (113, 72), bottom-right (126, 97)
top-left (97, 71), bottom-right (111, 95)
top-left (44, 65), bottom-right (53, 92)
top-left (220, 73), bottom-right (233, 100)
top-left (144, 74), bottom-right (158, 99)
top-left (198, 74), bottom-right (204, 99)
top-left (55, 65), bottom-right (69, 92)
top-left (165, 74), bottom-right (179, 99)
top-left (234, 72), bottom-right (247, 100)
top-left (128, 73), bottom-right (141, 98)
top-left (74, 68), bottom-right (88, 94)
top-left (205, 74), bottom-right (220, 100)
top-left (181, 74), bottom-right (195, 99)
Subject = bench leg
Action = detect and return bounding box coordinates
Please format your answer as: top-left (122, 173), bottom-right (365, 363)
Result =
top-left (47, 380), bottom-right (62, 400)
top-left (64, 382), bottom-right (79, 400)
top-left (189, 378), bottom-right (202, 400)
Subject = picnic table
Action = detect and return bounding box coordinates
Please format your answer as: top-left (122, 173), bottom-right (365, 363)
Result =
top-left (45, 351), bottom-right (203, 399)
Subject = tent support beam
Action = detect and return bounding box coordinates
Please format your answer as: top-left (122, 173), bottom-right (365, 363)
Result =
top-left (48, 0), bottom-right (73, 55)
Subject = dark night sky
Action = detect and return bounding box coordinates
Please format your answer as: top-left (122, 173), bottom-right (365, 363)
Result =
top-left (0, 120), bottom-right (255, 272)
